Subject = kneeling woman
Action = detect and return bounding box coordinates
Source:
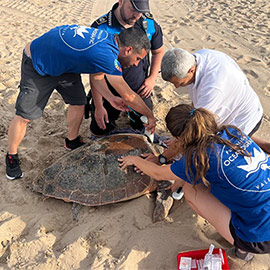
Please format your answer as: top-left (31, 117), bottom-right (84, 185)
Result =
top-left (118, 104), bottom-right (270, 260)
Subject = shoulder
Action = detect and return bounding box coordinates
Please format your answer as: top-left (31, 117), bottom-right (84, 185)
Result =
top-left (143, 12), bottom-right (154, 20)
top-left (92, 15), bottom-right (108, 27)
top-left (142, 13), bottom-right (163, 37)
top-left (141, 12), bottom-right (162, 33)
top-left (195, 49), bottom-right (211, 59)
top-left (143, 12), bottom-right (162, 28)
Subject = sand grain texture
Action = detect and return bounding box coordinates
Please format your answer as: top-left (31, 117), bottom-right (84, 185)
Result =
top-left (1, 0), bottom-right (270, 269)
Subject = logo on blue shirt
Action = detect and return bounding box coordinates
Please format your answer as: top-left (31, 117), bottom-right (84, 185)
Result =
top-left (59, 25), bottom-right (109, 51)
top-left (71, 25), bottom-right (89, 39)
top-left (237, 147), bottom-right (269, 177)
top-left (220, 137), bottom-right (270, 192)
top-left (114, 59), bottom-right (122, 72)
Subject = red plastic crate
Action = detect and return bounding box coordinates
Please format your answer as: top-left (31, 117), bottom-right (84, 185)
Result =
top-left (177, 248), bottom-right (229, 269)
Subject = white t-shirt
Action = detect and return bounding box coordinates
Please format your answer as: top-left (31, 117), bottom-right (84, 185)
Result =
top-left (189, 49), bottom-right (263, 135)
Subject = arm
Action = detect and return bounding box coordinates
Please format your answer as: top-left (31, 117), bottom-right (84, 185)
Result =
top-left (106, 74), bottom-right (156, 132)
top-left (90, 75), bottom-right (108, 130)
top-left (160, 139), bottom-right (182, 161)
top-left (149, 46), bottom-right (164, 83)
top-left (143, 139), bottom-right (182, 165)
top-left (90, 73), bottom-right (117, 103)
top-left (118, 155), bottom-right (184, 184)
top-left (90, 73), bottom-right (128, 111)
top-left (138, 46), bottom-right (164, 98)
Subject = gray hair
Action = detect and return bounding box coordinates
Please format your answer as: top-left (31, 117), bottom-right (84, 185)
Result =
top-left (161, 48), bottom-right (196, 81)
top-left (118, 27), bottom-right (150, 53)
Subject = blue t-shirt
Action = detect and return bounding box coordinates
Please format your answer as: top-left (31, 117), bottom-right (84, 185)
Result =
top-left (171, 128), bottom-right (270, 243)
top-left (30, 25), bottom-right (122, 76)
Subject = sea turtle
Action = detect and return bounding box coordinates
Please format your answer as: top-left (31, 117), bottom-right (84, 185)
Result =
top-left (32, 134), bottom-right (174, 222)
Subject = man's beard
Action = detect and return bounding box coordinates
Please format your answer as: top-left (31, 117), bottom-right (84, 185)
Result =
top-left (120, 7), bottom-right (136, 25)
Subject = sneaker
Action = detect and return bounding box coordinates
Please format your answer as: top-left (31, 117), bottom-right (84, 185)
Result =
top-left (227, 247), bottom-right (254, 262)
top-left (235, 248), bottom-right (254, 262)
top-left (6, 153), bottom-right (24, 180)
top-left (65, 136), bottom-right (85, 150)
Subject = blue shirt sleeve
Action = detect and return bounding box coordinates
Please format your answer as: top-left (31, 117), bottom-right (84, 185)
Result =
top-left (150, 20), bottom-right (163, 50)
top-left (170, 157), bottom-right (191, 183)
top-left (170, 156), bottom-right (203, 185)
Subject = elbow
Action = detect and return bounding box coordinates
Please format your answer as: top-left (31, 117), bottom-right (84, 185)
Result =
top-left (122, 93), bottom-right (137, 104)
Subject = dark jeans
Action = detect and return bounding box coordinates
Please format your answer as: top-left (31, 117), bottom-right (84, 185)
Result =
top-left (90, 76), bottom-right (153, 135)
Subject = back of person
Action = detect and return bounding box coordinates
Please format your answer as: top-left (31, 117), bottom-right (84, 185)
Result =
top-left (189, 49), bottom-right (263, 135)
top-left (30, 25), bottom-right (121, 77)
top-left (171, 126), bottom-right (270, 243)
top-left (210, 128), bottom-right (270, 242)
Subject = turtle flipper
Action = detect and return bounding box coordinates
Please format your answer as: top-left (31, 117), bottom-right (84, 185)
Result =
top-left (152, 180), bottom-right (174, 223)
top-left (72, 203), bottom-right (83, 221)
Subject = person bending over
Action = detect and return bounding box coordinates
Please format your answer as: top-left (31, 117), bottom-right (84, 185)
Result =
top-left (119, 104), bottom-right (270, 261)
top-left (160, 48), bottom-right (270, 154)
top-left (6, 25), bottom-right (155, 180)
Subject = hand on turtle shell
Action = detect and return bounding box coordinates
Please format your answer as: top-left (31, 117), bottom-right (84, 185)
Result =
top-left (118, 156), bottom-right (137, 170)
top-left (141, 153), bottom-right (158, 164)
top-left (132, 153), bottom-right (158, 175)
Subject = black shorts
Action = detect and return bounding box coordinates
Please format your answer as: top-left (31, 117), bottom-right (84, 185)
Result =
top-left (229, 220), bottom-right (270, 253)
top-left (16, 52), bottom-right (86, 120)
top-left (248, 118), bottom-right (262, 137)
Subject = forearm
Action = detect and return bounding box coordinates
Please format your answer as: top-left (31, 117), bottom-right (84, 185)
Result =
top-left (119, 154), bottom-right (183, 182)
top-left (91, 86), bottom-right (103, 107)
top-left (130, 157), bottom-right (173, 180)
top-left (106, 75), bottom-right (153, 119)
top-left (90, 74), bottom-right (116, 104)
top-left (127, 94), bottom-right (153, 119)
top-left (148, 47), bottom-right (164, 81)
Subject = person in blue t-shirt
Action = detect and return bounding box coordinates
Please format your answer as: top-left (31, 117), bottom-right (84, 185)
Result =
top-left (6, 24), bottom-right (156, 180)
top-left (89, 0), bottom-right (164, 135)
top-left (119, 103), bottom-right (270, 261)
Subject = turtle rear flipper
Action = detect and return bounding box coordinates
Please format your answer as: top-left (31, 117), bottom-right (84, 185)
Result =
top-left (72, 203), bottom-right (83, 221)
top-left (152, 180), bottom-right (174, 223)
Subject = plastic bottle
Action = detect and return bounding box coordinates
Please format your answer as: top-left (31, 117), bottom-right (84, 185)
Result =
top-left (140, 116), bottom-right (154, 143)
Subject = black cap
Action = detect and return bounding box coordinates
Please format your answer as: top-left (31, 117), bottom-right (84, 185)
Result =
top-left (130, 0), bottom-right (150, 13)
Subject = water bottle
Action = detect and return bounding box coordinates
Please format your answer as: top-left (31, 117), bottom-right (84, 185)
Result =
top-left (140, 116), bottom-right (154, 143)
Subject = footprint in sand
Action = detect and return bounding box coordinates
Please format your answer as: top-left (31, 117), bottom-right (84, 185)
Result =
top-left (243, 69), bottom-right (259, 79)
top-left (173, 36), bottom-right (181, 44)
top-left (237, 55), bottom-right (262, 65)
top-left (264, 84), bottom-right (270, 97)
top-left (0, 213), bottom-right (26, 257)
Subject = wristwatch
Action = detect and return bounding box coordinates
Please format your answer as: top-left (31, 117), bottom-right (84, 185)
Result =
top-left (158, 154), bottom-right (168, 165)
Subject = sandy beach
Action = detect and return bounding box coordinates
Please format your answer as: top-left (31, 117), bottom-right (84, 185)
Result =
top-left (1, 0), bottom-right (270, 269)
